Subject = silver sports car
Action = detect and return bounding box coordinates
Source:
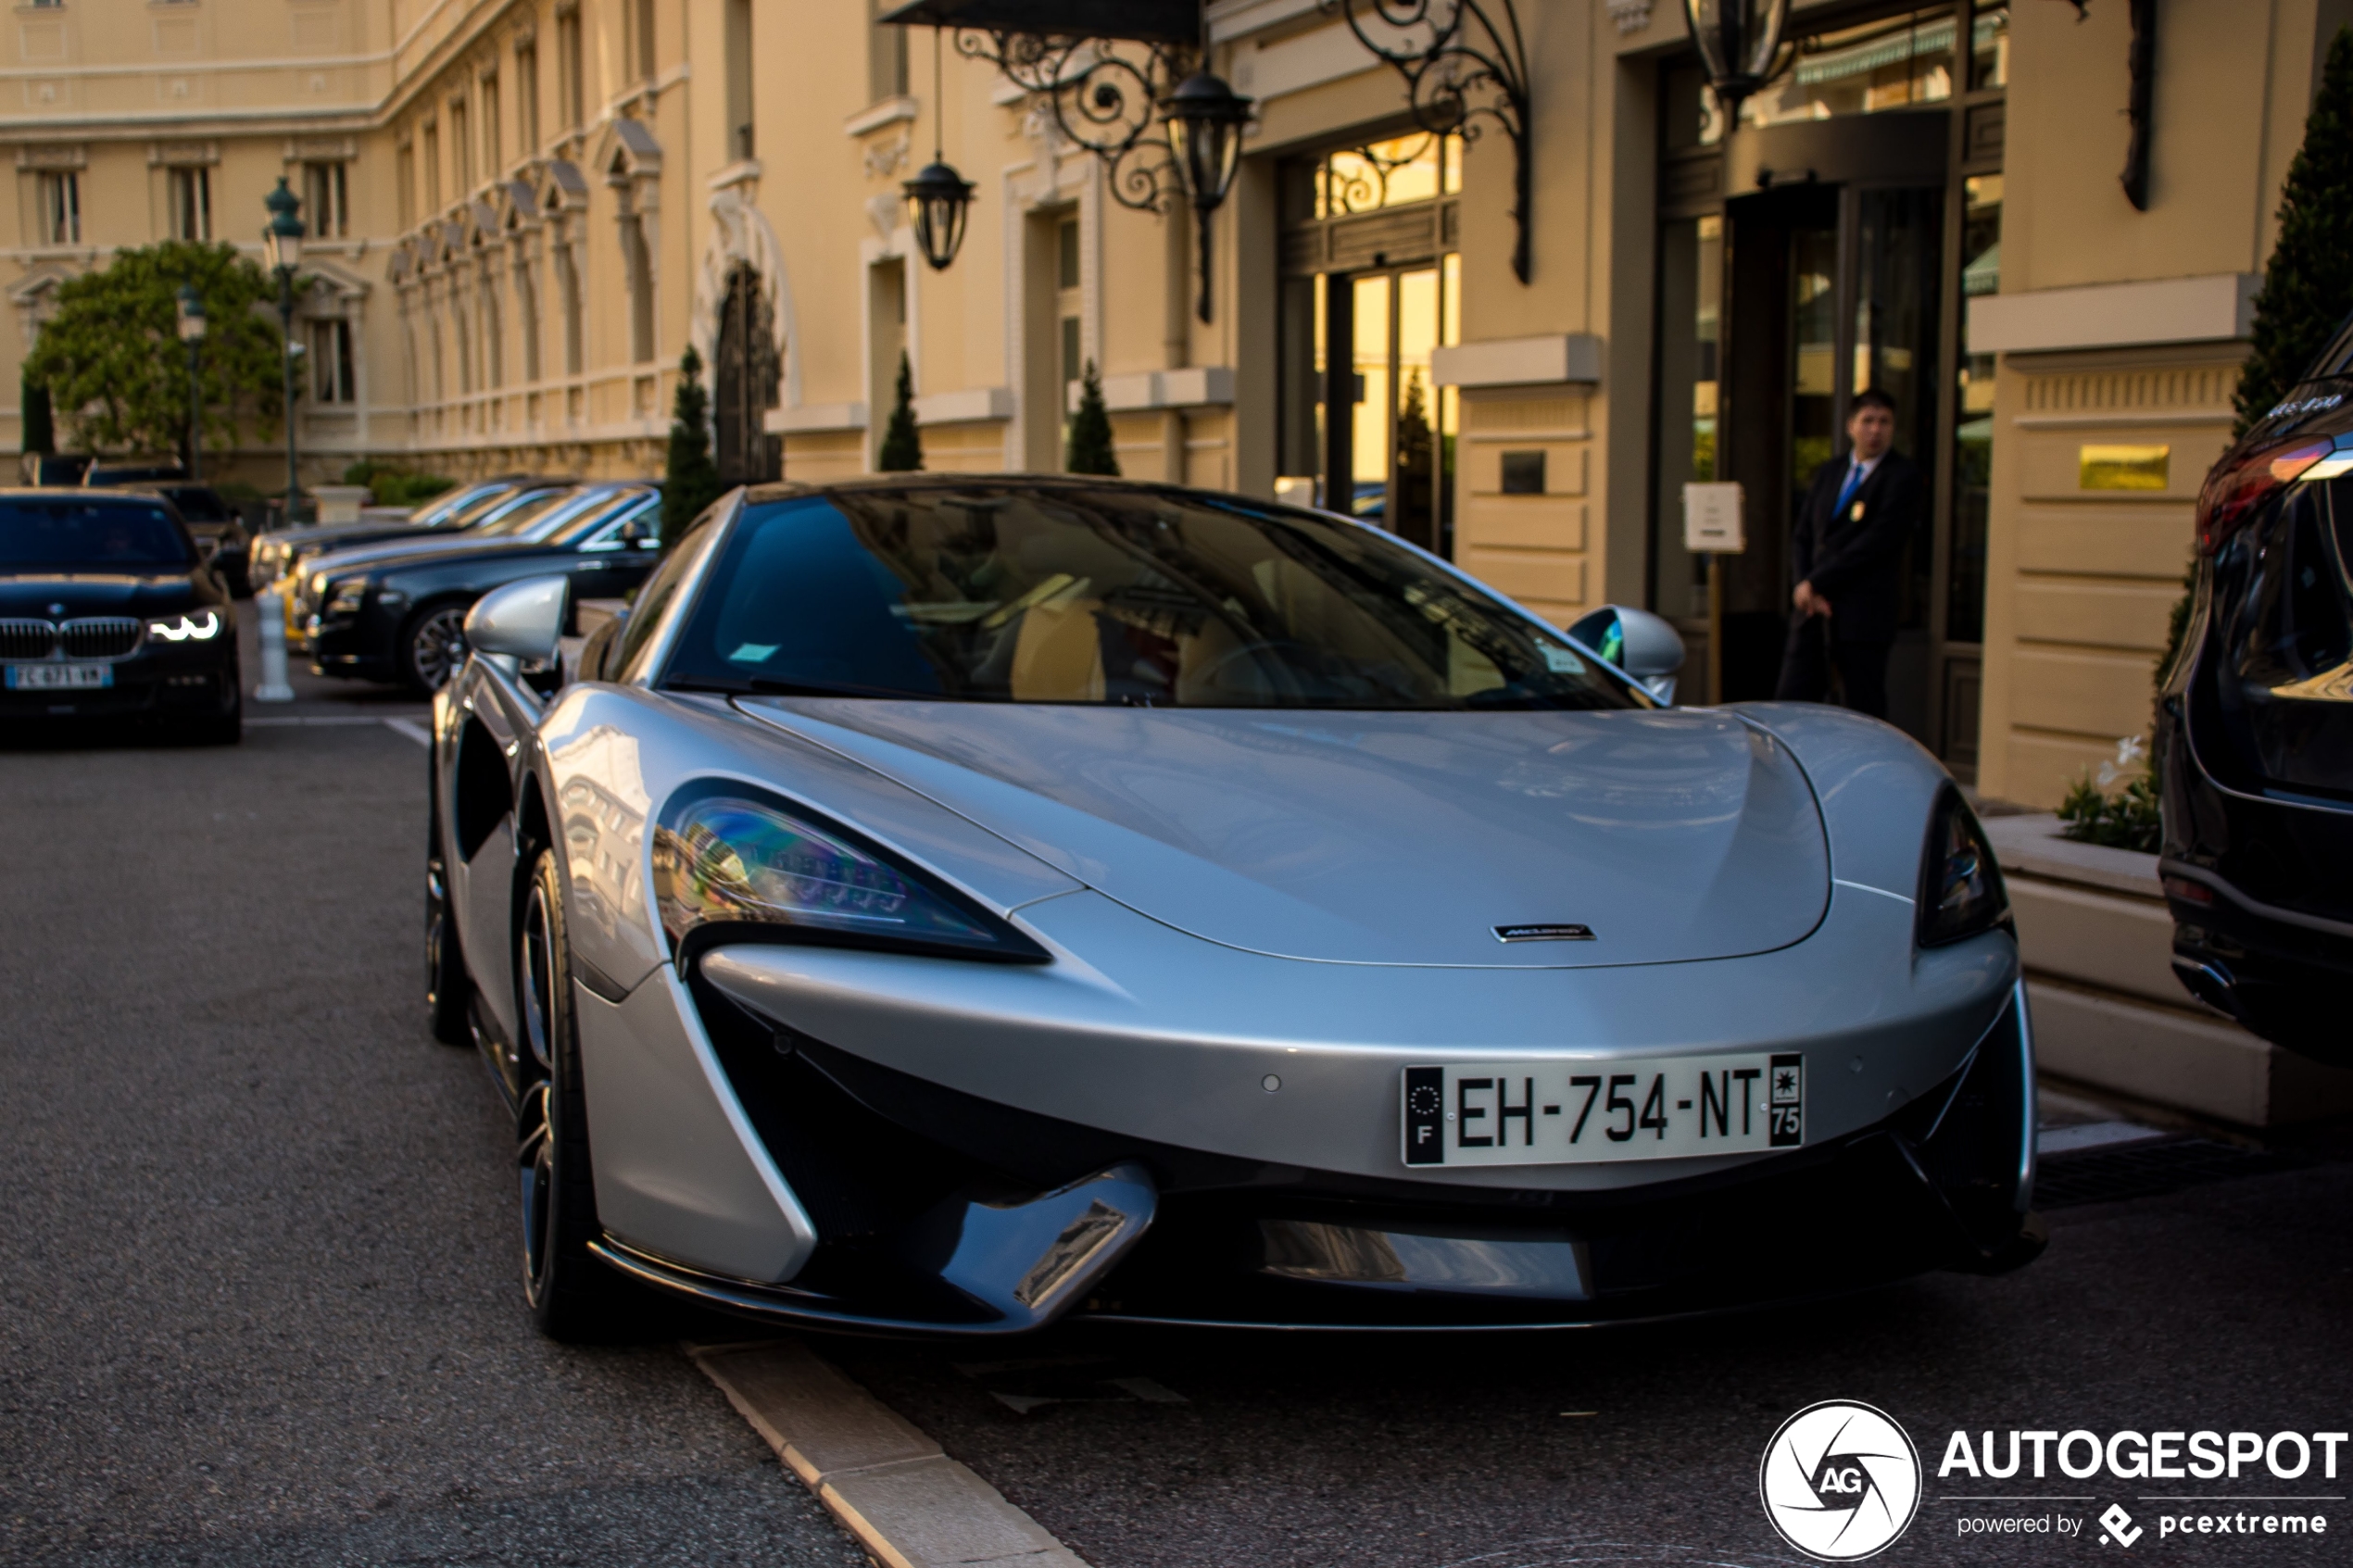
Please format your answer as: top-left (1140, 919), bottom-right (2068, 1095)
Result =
top-left (426, 475), bottom-right (2039, 1340)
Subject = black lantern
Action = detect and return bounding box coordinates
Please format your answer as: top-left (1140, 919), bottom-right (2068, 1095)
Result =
top-left (1162, 69), bottom-right (1250, 214)
top-left (904, 158), bottom-right (976, 270)
top-left (1682, 0), bottom-right (1793, 123)
top-left (902, 27), bottom-right (977, 271)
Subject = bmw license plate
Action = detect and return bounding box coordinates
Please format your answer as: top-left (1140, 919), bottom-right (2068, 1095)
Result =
top-left (1402, 1053), bottom-right (1803, 1167)
top-left (6, 663), bottom-right (112, 691)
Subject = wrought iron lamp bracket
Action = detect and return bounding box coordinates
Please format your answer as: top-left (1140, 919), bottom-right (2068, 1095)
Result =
top-left (953, 30), bottom-right (1197, 216)
top-left (1324, 0), bottom-right (1533, 282)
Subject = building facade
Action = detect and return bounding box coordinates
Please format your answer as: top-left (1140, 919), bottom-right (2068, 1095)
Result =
top-left (3, 0), bottom-right (2342, 805)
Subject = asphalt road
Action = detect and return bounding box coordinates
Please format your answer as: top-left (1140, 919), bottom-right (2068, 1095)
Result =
top-left (0, 662), bottom-right (868, 1568)
top-left (4, 627), bottom-right (2349, 1568)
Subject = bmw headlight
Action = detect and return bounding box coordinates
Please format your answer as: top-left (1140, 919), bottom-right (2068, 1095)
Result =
top-left (651, 786), bottom-right (1049, 962)
top-left (1917, 788), bottom-right (2009, 947)
top-left (147, 609), bottom-right (222, 641)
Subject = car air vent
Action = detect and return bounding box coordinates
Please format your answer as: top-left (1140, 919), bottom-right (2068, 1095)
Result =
top-left (0, 619), bottom-right (57, 660)
top-left (2034, 1135), bottom-right (2305, 1210)
top-left (58, 618), bottom-right (142, 659)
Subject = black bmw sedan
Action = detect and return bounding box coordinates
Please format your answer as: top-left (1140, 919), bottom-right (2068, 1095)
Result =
top-left (0, 490), bottom-right (240, 742)
top-left (2158, 321), bottom-right (2353, 1065)
top-left (310, 484), bottom-right (660, 692)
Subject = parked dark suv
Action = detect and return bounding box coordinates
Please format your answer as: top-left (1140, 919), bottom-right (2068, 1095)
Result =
top-left (2158, 319), bottom-right (2353, 1065)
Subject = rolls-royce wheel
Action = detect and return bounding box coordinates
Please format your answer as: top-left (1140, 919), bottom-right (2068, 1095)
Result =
top-left (400, 602), bottom-right (471, 695)
top-left (514, 846), bottom-right (628, 1340)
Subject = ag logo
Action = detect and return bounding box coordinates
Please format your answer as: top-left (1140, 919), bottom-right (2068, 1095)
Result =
top-left (1758, 1399), bottom-right (1922, 1561)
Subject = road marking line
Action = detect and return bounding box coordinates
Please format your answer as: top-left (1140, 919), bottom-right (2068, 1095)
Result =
top-left (693, 1338), bottom-right (1091, 1568)
top-left (383, 718), bottom-right (433, 747)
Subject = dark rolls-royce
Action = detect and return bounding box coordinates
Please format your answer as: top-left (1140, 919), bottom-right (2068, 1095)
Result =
top-left (2158, 319), bottom-right (2353, 1064)
top-left (246, 475), bottom-right (566, 593)
top-left (310, 484), bottom-right (660, 692)
top-left (0, 489), bottom-right (240, 742)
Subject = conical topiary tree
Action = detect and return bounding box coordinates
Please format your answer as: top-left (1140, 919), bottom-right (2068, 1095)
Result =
top-left (661, 345), bottom-right (723, 549)
top-left (877, 351), bottom-right (923, 471)
top-left (1065, 359), bottom-right (1119, 475)
top-left (2234, 26), bottom-right (2353, 435)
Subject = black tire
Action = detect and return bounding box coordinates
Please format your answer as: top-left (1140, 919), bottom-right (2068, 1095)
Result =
top-left (424, 784), bottom-right (471, 1046)
top-left (515, 846), bottom-right (629, 1339)
top-left (399, 601), bottom-right (472, 695)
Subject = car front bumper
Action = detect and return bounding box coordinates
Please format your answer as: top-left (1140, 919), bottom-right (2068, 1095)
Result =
top-left (584, 885), bottom-right (2036, 1334)
top-left (0, 642), bottom-right (239, 721)
top-left (308, 609), bottom-right (400, 682)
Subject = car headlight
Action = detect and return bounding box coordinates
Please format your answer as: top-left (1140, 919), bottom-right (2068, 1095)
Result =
top-left (308, 571), bottom-right (330, 599)
top-left (651, 786), bottom-right (1048, 962)
top-left (1917, 787), bottom-right (2009, 947)
top-left (324, 582), bottom-right (368, 618)
top-left (147, 609), bottom-right (222, 641)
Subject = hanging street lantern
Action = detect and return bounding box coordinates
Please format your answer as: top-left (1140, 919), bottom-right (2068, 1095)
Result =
top-left (1682, 0), bottom-right (1794, 126)
top-left (904, 157), bottom-right (977, 271)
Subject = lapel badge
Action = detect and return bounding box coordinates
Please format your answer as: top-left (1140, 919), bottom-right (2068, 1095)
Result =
top-left (1849, 500), bottom-right (1866, 521)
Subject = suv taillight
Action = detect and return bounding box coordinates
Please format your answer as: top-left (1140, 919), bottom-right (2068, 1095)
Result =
top-left (2197, 438), bottom-right (2333, 554)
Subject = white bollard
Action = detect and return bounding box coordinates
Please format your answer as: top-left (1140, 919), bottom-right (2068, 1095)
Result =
top-left (254, 584), bottom-right (296, 703)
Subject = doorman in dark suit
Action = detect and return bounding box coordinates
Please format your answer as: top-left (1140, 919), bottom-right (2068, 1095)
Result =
top-left (1773, 388), bottom-right (1923, 720)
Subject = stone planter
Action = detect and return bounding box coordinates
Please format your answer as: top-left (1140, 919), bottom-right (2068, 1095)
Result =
top-left (1984, 813), bottom-right (2353, 1125)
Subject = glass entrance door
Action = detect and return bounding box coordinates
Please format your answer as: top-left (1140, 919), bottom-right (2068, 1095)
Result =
top-left (1689, 181), bottom-right (1943, 741)
top-left (1275, 132), bottom-right (1461, 556)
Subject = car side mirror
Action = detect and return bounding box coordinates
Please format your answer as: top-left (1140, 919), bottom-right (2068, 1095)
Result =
top-left (1567, 605), bottom-right (1685, 705)
top-left (464, 574), bottom-right (569, 663)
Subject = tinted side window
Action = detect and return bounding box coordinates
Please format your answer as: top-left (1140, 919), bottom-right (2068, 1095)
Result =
top-left (614, 507), bottom-right (727, 682)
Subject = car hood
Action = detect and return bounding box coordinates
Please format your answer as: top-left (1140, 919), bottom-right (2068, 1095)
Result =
top-left (735, 701), bottom-right (1831, 969)
top-left (0, 571), bottom-right (208, 614)
top-left (368, 538), bottom-right (579, 580)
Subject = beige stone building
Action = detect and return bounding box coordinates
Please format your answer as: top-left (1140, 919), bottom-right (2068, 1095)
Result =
top-left (4, 0), bottom-right (2345, 804)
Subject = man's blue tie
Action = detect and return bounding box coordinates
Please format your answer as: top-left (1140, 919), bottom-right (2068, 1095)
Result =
top-left (1833, 461), bottom-right (1864, 517)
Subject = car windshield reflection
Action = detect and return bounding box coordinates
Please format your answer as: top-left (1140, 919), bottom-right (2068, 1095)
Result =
top-left (662, 482), bottom-right (1642, 711)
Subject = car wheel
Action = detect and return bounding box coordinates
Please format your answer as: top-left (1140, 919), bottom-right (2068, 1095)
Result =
top-left (515, 846), bottom-right (630, 1339)
top-left (424, 786), bottom-right (470, 1046)
top-left (400, 603), bottom-right (471, 695)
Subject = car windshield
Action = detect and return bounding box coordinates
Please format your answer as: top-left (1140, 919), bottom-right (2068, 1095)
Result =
top-left (440, 486), bottom-right (535, 531)
top-left (551, 491), bottom-right (653, 544)
top-left (661, 483), bottom-right (1646, 710)
top-left (472, 490), bottom-right (577, 539)
top-left (1, 499), bottom-right (191, 570)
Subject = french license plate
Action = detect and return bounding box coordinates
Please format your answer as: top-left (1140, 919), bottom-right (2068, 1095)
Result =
top-left (6, 662), bottom-right (111, 691)
top-left (1402, 1053), bottom-right (1803, 1167)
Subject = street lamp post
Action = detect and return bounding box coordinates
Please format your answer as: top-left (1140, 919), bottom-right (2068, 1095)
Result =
top-left (262, 178), bottom-right (306, 524)
top-left (174, 283), bottom-right (206, 483)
